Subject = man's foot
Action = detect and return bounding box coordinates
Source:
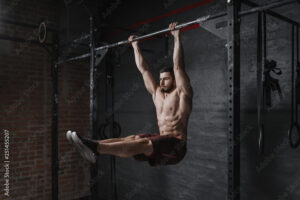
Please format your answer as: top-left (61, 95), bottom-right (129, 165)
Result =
top-left (66, 130), bottom-right (99, 164)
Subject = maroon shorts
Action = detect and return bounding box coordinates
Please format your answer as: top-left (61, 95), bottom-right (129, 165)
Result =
top-left (133, 133), bottom-right (187, 166)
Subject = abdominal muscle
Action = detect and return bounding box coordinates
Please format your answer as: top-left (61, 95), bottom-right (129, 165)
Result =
top-left (157, 113), bottom-right (188, 141)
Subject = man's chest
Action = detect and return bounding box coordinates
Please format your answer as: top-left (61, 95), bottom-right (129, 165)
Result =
top-left (154, 90), bottom-right (180, 114)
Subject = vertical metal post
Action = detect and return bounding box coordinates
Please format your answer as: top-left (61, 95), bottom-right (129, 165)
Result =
top-left (260, 12), bottom-right (266, 154)
top-left (291, 25), bottom-right (295, 140)
top-left (297, 26), bottom-right (300, 105)
top-left (227, 0), bottom-right (240, 199)
top-left (106, 52), bottom-right (118, 200)
top-left (104, 51), bottom-right (117, 200)
top-left (89, 15), bottom-right (98, 200)
top-left (51, 35), bottom-right (59, 200)
top-left (107, 54), bottom-right (118, 200)
top-left (257, 11), bottom-right (266, 155)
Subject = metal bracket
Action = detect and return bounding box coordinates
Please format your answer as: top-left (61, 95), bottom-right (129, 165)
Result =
top-left (95, 46), bottom-right (108, 66)
top-left (200, 15), bottom-right (228, 40)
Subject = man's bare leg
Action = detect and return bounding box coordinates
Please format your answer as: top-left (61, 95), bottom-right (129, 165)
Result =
top-left (99, 135), bottom-right (141, 144)
top-left (97, 137), bottom-right (153, 158)
top-left (66, 131), bottom-right (149, 163)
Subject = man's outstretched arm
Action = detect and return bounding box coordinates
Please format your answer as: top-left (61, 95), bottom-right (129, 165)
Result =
top-left (170, 22), bottom-right (193, 98)
top-left (129, 35), bottom-right (158, 96)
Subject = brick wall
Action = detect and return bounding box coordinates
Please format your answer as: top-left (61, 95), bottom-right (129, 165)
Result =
top-left (0, 0), bottom-right (91, 199)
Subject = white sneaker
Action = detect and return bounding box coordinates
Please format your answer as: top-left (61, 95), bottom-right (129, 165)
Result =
top-left (66, 130), bottom-right (74, 145)
top-left (66, 130), bottom-right (97, 164)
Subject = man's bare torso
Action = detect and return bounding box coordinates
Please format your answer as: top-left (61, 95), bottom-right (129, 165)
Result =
top-left (153, 86), bottom-right (193, 141)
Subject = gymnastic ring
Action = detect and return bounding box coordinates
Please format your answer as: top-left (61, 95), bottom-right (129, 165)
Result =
top-left (258, 124), bottom-right (264, 154)
top-left (288, 122), bottom-right (300, 148)
top-left (38, 20), bottom-right (47, 44)
top-left (98, 121), bottom-right (121, 139)
top-left (99, 121), bottom-right (121, 139)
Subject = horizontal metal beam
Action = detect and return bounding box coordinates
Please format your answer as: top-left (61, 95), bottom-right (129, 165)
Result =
top-left (56, 0), bottom-right (297, 65)
top-left (58, 52), bottom-right (90, 64)
top-left (239, 0), bottom-right (297, 16)
top-left (243, 0), bottom-right (300, 27)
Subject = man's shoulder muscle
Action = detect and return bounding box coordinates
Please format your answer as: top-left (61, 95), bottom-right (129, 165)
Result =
top-left (178, 84), bottom-right (193, 99)
top-left (152, 86), bottom-right (161, 101)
